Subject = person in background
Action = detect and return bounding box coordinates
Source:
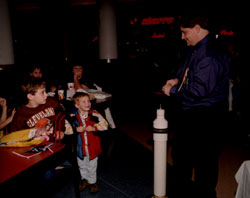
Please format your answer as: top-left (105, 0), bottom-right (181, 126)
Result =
top-left (226, 40), bottom-right (241, 119)
top-left (0, 97), bottom-right (16, 130)
top-left (71, 92), bottom-right (108, 194)
top-left (71, 64), bottom-right (95, 91)
top-left (162, 16), bottom-right (229, 198)
top-left (28, 64), bottom-right (57, 93)
top-left (29, 64), bottom-right (43, 79)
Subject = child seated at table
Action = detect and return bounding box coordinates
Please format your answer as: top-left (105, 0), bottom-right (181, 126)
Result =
top-left (10, 78), bottom-right (73, 139)
top-left (0, 97), bottom-right (16, 131)
top-left (9, 78), bottom-right (74, 180)
top-left (71, 92), bottom-right (108, 194)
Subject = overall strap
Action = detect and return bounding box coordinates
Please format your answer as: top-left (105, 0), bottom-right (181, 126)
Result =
top-left (75, 114), bottom-right (83, 126)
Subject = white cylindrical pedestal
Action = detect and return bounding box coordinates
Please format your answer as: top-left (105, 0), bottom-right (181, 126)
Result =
top-left (153, 132), bottom-right (168, 198)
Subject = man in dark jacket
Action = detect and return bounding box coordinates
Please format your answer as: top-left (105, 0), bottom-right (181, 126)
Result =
top-left (162, 16), bottom-right (229, 198)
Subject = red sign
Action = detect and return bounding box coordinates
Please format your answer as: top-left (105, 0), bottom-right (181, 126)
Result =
top-left (130, 17), bottom-right (175, 25)
top-left (220, 30), bottom-right (234, 36)
top-left (141, 17), bottom-right (174, 25)
top-left (152, 33), bottom-right (166, 38)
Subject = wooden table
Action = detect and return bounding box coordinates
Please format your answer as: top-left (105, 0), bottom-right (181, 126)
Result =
top-left (95, 96), bottom-right (112, 104)
top-left (0, 141), bottom-right (65, 184)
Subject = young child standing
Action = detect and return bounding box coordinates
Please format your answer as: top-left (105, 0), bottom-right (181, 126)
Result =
top-left (72, 92), bottom-right (108, 194)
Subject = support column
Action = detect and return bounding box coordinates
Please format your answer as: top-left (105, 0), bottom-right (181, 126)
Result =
top-left (98, 0), bottom-right (118, 63)
top-left (0, 0), bottom-right (14, 67)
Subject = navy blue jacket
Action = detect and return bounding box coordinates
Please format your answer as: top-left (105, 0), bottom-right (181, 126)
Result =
top-left (170, 35), bottom-right (229, 110)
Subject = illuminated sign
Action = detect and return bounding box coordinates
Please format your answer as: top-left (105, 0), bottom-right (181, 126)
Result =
top-left (92, 36), bottom-right (98, 42)
top-left (130, 17), bottom-right (175, 25)
top-left (220, 30), bottom-right (234, 36)
top-left (141, 17), bottom-right (174, 25)
top-left (152, 33), bottom-right (166, 38)
top-left (130, 18), bottom-right (138, 24)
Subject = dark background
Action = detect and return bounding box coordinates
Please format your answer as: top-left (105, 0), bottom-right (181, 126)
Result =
top-left (1, 0), bottom-right (247, 126)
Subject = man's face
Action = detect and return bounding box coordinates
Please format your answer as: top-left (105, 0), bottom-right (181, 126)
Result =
top-left (180, 26), bottom-right (199, 46)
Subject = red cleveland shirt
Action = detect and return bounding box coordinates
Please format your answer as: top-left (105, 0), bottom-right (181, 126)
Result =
top-left (10, 97), bottom-right (64, 132)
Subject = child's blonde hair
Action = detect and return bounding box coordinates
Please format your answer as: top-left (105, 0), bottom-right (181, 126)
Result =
top-left (72, 92), bottom-right (90, 104)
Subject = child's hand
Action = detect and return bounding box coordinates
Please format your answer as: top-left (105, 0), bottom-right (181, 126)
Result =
top-left (76, 126), bottom-right (85, 133)
top-left (47, 126), bottom-right (54, 135)
top-left (5, 108), bottom-right (16, 124)
top-left (54, 131), bottom-right (64, 140)
top-left (0, 98), bottom-right (6, 108)
top-left (35, 128), bottom-right (47, 137)
top-left (85, 125), bottom-right (95, 132)
top-left (9, 108), bottom-right (16, 120)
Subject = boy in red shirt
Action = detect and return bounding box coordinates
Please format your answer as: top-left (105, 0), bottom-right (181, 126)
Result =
top-left (10, 79), bottom-right (72, 139)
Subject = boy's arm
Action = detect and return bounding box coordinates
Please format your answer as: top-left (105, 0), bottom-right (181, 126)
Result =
top-left (92, 110), bottom-right (108, 131)
top-left (0, 98), bottom-right (7, 123)
top-left (0, 109), bottom-right (16, 130)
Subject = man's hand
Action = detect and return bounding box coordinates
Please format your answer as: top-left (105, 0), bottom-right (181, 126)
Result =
top-left (162, 78), bottom-right (178, 96)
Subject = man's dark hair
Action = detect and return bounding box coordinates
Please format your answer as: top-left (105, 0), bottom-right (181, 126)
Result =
top-left (178, 16), bottom-right (210, 30)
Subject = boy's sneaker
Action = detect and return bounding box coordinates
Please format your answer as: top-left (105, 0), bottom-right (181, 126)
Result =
top-left (89, 183), bottom-right (98, 193)
top-left (79, 179), bottom-right (89, 191)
